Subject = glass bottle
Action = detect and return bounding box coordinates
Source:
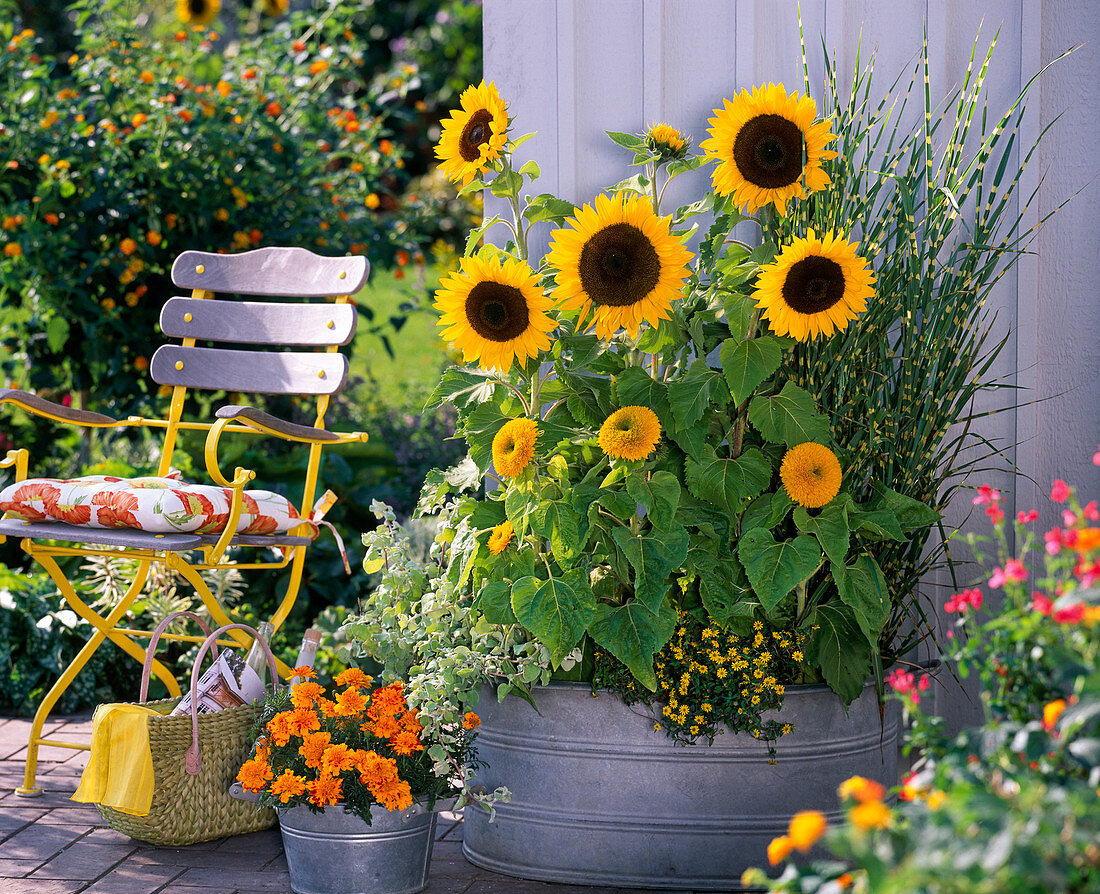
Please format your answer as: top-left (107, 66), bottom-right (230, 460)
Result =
top-left (245, 621), bottom-right (275, 689)
top-left (290, 628), bottom-right (322, 686)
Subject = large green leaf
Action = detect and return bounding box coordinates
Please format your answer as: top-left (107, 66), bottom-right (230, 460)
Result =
top-left (746, 381), bottom-right (832, 446)
top-left (793, 503), bottom-right (851, 567)
top-left (475, 580), bottom-right (517, 625)
top-left (737, 529), bottom-right (822, 614)
top-left (667, 360), bottom-right (722, 430)
top-left (614, 367), bottom-right (672, 429)
top-left (425, 367), bottom-right (498, 410)
top-left (833, 555), bottom-right (890, 648)
top-left (869, 482), bottom-right (942, 532)
top-left (626, 471), bottom-right (681, 531)
top-left (689, 549), bottom-right (756, 633)
top-left (806, 602), bottom-right (871, 706)
top-left (846, 506), bottom-right (906, 542)
top-left (510, 571), bottom-right (596, 666)
top-left (742, 490), bottom-right (794, 532)
top-left (719, 335), bottom-right (786, 406)
top-left (588, 598), bottom-right (677, 691)
top-left (611, 523), bottom-right (688, 614)
top-left (532, 500), bottom-right (584, 566)
top-left (685, 446), bottom-right (772, 514)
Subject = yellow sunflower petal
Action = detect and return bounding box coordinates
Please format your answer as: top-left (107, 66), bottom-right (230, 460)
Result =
top-left (598, 406), bottom-right (662, 461)
top-left (780, 442), bottom-right (842, 508)
top-left (492, 418), bottom-right (538, 478)
top-left (434, 81), bottom-right (510, 186)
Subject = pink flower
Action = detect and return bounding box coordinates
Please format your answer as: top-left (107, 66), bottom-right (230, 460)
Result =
top-left (1063, 510), bottom-right (1077, 528)
top-left (1045, 528), bottom-right (1064, 555)
top-left (988, 567), bottom-right (1007, 589)
top-left (1004, 559), bottom-right (1028, 583)
top-left (1093, 447), bottom-right (1100, 466)
top-left (972, 484), bottom-right (1001, 506)
top-left (1075, 559), bottom-right (1100, 588)
top-left (1050, 479), bottom-right (1071, 502)
top-left (1032, 593), bottom-right (1053, 616)
top-left (945, 588), bottom-right (983, 613)
top-left (917, 674), bottom-right (930, 692)
top-left (1053, 603), bottom-right (1085, 624)
top-left (1064, 528), bottom-right (1080, 549)
top-left (1017, 509), bottom-right (1039, 524)
top-left (1085, 501), bottom-right (1099, 522)
top-left (986, 504), bottom-right (1004, 525)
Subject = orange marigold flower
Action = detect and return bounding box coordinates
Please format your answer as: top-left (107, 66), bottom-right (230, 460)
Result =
top-left (837, 775), bottom-right (886, 804)
top-left (309, 60), bottom-right (329, 75)
top-left (389, 730), bottom-right (424, 756)
top-left (44, 213), bottom-right (59, 225)
top-left (292, 665), bottom-right (317, 680)
top-left (335, 687), bottom-right (368, 717)
top-left (379, 139), bottom-right (394, 155)
top-left (368, 715), bottom-right (401, 739)
top-left (767, 835), bottom-right (794, 866)
top-left (462, 712), bottom-right (480, 731)
top-left (285, 707), bottom-right (322, 738)
top-left (400, 710), bottom-right (423, 736)
top-left (292, 39), bottom-right (307, 52)
top-left (146, 230), bottom-right (162, 246)
top-left (177, 109), bottom-right (194, 123)
top-left (266, 711), bottom-right (294, 746)
top-left (307, 772), bottom-right (343, 808)
top-left (266, 101), bottom-right (282, 117)
top-left (335, 668), bottom-right (373, 689)
top-left (353, 749), bottom-right (389, 782)
top-left (254, 738), bottom-right (271, 763)
top-left (140, 70), bottom-right (154, 83)
top-left (134, 356), bottom-right (148, 371)
top-left (849, 799), bottom-right (891, 832)
top-left (3, 243), bottom-right (22, 258)
top-left (321, 743), bottom-right (358, 774)
top-left (291, 681), bottom-right (325, 710)
top-left (371, 775), bottom-right (413, 812)
top-left (396, 249), bottom-right (410, 266)
top-left (236, 757), bottom-right (273, 793)
top-left (270, 769), bottom-right (306, 803)
top-left (788, 810), bottom-right (827, 852)
top-left (131, 113), bottom-right (147, 127)
top-left (120, 237), bottom-right (137, 255)
top-left (216, 80), bottom-right (231, 97)
top-left (243, 67), bottom-right (257, 80)
top-left (298, 730), bottom-right (331, 769)
top-left (317, 697), bottom-right (338, 718)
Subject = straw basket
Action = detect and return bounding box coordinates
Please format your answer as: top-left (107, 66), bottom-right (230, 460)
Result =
top-left (96, 613), bottom-right (277, 845)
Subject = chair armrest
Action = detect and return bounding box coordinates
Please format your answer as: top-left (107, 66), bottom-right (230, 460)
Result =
top-left (0, 389), bottom-right (119, 427)
top-left (214, 405), bottom-right (368, 445)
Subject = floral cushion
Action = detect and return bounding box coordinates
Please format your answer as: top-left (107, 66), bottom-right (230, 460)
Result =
top-left (0, 474), bottom-right (310, 536)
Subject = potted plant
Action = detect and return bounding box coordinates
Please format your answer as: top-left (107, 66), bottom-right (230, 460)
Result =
top-left (347, 28), bottom-right (1056, 888)
top-left (235, 661), bottom-right (477, 894)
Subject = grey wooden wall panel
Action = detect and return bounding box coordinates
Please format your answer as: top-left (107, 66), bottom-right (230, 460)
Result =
top-left (485, 0), bottom-right (1100, 733)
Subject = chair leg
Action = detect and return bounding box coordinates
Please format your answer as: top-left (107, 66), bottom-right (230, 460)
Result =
top-left (16, 550), bottom-right (176, 795)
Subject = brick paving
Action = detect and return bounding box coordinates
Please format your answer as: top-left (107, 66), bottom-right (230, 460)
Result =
top-left (0, 714), bottom-right (693, 894)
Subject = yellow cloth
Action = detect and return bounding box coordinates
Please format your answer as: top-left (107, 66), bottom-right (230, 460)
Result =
top-left (72, 703), bottom-right (161, 816)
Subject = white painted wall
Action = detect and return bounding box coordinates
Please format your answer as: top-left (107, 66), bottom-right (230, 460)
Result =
top-left (484, 0), bottom-right (1100, 730)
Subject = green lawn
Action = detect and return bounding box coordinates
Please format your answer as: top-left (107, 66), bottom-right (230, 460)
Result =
top-left (349, 266), bottom-right (452, 409)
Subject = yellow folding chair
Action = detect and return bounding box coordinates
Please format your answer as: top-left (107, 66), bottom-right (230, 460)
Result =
top-left (0, 246), bottom-right (369, 795)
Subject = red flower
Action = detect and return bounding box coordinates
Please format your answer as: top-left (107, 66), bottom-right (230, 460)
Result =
top-left (0, 481), bottom-right (61, 521)
top-left (1031, 593), bottom-right (1053, 615)
top-left (1050, 479), bottom-right (1071, 502)
top-left (972, 484), bottom-right (1000, 506)
top-left (91, 489), bottom-right (139, 528)
top-left (50, 501), bottom-right (91, 526)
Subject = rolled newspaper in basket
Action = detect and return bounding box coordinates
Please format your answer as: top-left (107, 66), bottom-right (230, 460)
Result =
top-left (184, 623), bottom-right (279, 776)
top-left (138, 611), bottom-right (217, 704)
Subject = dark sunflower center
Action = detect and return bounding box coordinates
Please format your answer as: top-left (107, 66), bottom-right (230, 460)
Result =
top-left (189, 0), bottom-right (207, 14)
top-left (732, 114), bottom-right (804, 189)
top-left (781, 256), bottom-right (846, 315)
top-left (459, 110), bottom-right (494, 162)
top-left (577, 223), bottom-right (661, 308)
top-left (465, 281), bottom-right (530, 342)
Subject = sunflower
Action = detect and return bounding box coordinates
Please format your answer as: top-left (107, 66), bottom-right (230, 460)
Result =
top-left (780, 443), bottom-right (843, 509)
top-left (176, 0), bottom-right (221, 26)
top-left (492, 418), bottom-right (538, 478)
top-left (487, 520), bottom-right (514, 555)
top-left (435, 252), bottom-right (556, 371)
top-left (598, 406), bottom-right (662, 461)
top-left (700, 83), bottom-right (837, 216)
top-left (261, 0), bottom-right (288, 15)
top-left (645, 123), bottom-right (689, 161)
top-left (753, 229), bottom-right (875, 341)
top-left (546, 193), bottom-right (692, 339)
top-left (435, 81), bottom-right (509, 186)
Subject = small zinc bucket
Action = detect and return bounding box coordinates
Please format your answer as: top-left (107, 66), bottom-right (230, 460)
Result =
top-left (278, 802), bottom-right (437, 894)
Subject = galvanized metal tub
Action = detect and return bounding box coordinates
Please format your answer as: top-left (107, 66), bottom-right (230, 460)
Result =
top-left (279, 802), bottom-right (436, 894)
top-left (463, 680), bottom-right (897, 890)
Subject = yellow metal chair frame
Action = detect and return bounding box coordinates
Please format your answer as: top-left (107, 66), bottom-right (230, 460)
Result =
top-left (0, 247), bottom-right (370, 795)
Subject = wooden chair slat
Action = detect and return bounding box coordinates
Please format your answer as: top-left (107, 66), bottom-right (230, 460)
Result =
top-left (214, 405), bottom-right (341, 441)
top-left (171, 247), bottom-right (369, 297)
top-left (160, 298), bottom-right (357, 346)
top-left (196, 532), bottom-right (314, 547)
top-left (150, 346), bottom-right (349, 395)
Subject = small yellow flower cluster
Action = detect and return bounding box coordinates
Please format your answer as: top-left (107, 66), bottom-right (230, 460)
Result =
top-left (651, 614), bottom-right (805, 748)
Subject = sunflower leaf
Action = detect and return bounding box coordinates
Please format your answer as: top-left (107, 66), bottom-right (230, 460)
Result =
top-left (626, 470), bottom-right (681, 531)
top-left (738, 529), bottom-right (822, 615)
top-left (611, 523), bottom-right (688, 614)
top-left (667, 360), bottom-right (722, 430)
top-left (746, 381), bottom-right (832, 446)
top-left (723, 293), bottom-right (757, 341)
top-left (464, 214), bottom-right (507, 256)
top-left (510, 572), bottom-right (596, 667)
top-left (720, 335), bottom-right (787, 406)
top-left (684, 446), bottom-right (772, 514)
top-left (689, 549), bottom-right (756, 633)
top-left (605, 130), bottom-right (647, 152)
top-left (531, 500), bottom-right (584, 566)
top-left (793, 503), bottom-right (850, 567)
top-left (609, 172), bottom-right (651, 195)
top-left (587, 598), bottom-right (677, 691)
top-left (868, 482), bottom-right (942, 531)
top-left (489, 169), bottom-right (523, 199)
top-left (425, 366), bottom-right (499, 410)
top-left (742, 490), bottom-right (794, 532)
top-left (524, 193), bottom-right (578, 225)
top-left (475, 580), bottom-right (517, 625)
top-left (805, 601), bottom-right (871, 707)
top-left (832, 555), bottom-right (890, 649)
top-left (614, 367), bottom-right (672, 430)
top-left (462, 403), bottom-right (512, 471)
top-left (518, 159), bottom-right (540, 180)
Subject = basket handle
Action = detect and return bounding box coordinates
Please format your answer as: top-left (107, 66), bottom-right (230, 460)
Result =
top-left (139, 610), bottom-right (217, 703)
top-left (184, 623), bottom-right (279, 776)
